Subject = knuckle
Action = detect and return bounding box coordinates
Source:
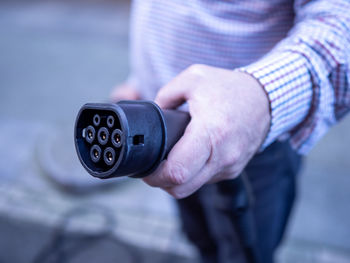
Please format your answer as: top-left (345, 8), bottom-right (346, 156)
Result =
top-left (223, 150), bottom-right (240, 168)
top-left (165, 161), bottom-right (188, 185)
top-left (208, 125), bottom-right (229, 148)
top-left (207, 127), bottom-right (243, 170)
top-left (187, 64), bottom-right (207, 76)
top-left (168, 188), bottom-right (188, 199)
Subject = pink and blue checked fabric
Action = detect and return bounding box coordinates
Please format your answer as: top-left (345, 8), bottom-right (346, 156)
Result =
top-left (129, 0), bottom-right (350, 154)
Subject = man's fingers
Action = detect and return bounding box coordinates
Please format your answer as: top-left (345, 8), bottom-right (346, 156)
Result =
top-left (164, 166), bottom-right (241, 199)
top-left (143, 121), bottom-right (212, 188)
top-left (163, 164), bottom-right (214, 199)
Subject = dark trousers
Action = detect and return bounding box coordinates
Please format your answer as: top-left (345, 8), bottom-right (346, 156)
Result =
top-left (176, 141), bottom-right (302, 263)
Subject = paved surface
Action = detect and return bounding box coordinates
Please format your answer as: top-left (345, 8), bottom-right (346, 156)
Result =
top-left (0, 0), bottom-right (350, 262)
top-left (0, 120), bottom-right (196, 262)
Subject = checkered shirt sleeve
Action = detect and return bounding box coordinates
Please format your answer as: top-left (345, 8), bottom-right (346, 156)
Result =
top-left (240, 0), bottom-right (350, 154)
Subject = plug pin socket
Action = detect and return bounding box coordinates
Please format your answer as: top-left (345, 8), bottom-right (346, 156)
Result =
top-left (85, 126), bottom-right (95, 144)
top-left (90, 145), bottom-right (102, 163)
top-left (111, 129), bottom-right (123, 148)
top-left (107, 115), bottom-right (115, 128)
top-left (103, 147), bottom-right (115, 166)
top-left (93, 114), bottom-right (101, 126)
top-left (97, 127), bottom-right (109, 146)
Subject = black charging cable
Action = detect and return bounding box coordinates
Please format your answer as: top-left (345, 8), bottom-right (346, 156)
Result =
top-left (217, 173), bottom-right (261, 263)
top-left (32, 205), bottom-right (142, 263)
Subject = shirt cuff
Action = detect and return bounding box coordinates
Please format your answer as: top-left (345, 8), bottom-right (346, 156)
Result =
top-left (239, 51), bottom-right (313, 150)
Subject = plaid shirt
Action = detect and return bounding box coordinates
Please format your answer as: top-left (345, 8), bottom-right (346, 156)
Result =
top-left (129, 0), bottom-right (350, 154)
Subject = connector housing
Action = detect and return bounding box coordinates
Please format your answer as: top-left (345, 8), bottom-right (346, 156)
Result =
top-left (74, 101), bottom-right (190, 179)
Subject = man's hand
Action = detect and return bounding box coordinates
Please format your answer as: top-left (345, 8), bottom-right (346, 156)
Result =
top-left (143, 64), bottom-right (271, 199)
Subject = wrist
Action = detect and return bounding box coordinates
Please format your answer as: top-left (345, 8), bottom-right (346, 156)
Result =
top-left (238, 71), bottom-right (271, 148)
top-left (238, 51), bottom-right (313, 150)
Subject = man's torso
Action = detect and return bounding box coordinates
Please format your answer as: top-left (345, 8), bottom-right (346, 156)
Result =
top-left (130, 0), bottom-right (296, 99)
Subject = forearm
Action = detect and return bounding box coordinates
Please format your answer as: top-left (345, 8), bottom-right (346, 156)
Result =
top-left (240, 0), bottom-right (350, 154)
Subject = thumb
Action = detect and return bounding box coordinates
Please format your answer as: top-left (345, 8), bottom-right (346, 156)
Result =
top-left (155, 73), bottom-right (192, 109)
top-left (155, 85), bottom-right (187, 110)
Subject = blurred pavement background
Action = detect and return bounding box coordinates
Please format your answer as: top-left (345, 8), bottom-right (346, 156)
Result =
top-left (0, 0), bottom-right (349, 262)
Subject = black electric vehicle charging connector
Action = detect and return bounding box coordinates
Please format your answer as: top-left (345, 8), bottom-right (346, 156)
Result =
top-left (74, 100), bottom-right (261, 263)
top-left (75, 100), bottom-right (190, 178)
